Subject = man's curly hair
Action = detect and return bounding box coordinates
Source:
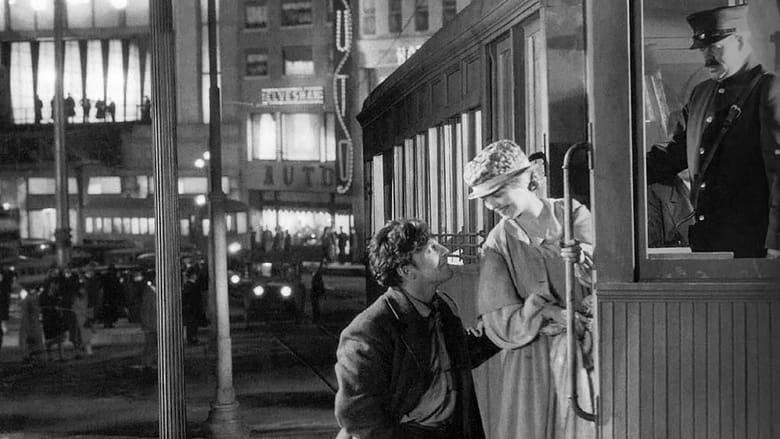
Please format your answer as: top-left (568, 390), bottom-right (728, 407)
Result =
top-left (368, 218), bottom-right (430, 287)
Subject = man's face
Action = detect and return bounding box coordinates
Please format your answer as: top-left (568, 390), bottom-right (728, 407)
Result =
top-left (700, 35), bottom-right (746, 80)
top-left (407, 239), bottom-right (453, 285)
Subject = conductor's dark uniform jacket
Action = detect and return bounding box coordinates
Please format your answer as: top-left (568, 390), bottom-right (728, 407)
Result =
top-left (647, 59), bottom-right (780, 257)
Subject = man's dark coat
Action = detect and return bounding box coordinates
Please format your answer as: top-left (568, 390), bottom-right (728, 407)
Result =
top-left (647, 59), bottom-right (780, 257)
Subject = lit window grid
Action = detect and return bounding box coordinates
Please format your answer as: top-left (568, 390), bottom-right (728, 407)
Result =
top-left (9, 39), bottom-right (150, 124)
top-left (280, 0), bottom-right (313, 27)
top-left (248, 112), bottom-right (336, 162)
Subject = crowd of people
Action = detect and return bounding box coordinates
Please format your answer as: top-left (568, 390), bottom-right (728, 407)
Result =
top-left (31, 94), bottom-right (152, 124)
top-left (0, 258), bottom-right (208, 367)
top-left (256, 225), bottom-right (355, 264)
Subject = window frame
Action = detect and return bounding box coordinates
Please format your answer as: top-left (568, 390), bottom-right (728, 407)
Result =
top-left (588, 0), bottom-right (780, 282)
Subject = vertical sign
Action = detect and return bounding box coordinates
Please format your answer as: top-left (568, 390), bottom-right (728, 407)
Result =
top-left (333, 0), bottom-right (353, 194)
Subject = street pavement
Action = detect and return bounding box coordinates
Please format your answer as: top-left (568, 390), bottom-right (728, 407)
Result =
top-left (0, 264), bottom-right (367, 438)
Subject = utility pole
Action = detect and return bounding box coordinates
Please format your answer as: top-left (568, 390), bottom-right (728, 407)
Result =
top-left (203, 0), bottom-right (248, 436)
top-left (149, 1), bottom-right (187, 437)
top-left (53, 0), bottom-right (70, 267)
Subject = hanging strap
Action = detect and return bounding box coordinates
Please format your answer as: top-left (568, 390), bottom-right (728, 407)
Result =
top-left (691, 71), bottom-right (767, 209)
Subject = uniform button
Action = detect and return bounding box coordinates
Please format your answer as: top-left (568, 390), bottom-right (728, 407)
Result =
top-left (705, 116), bottom-right (713, 123)
top-left (700, 182), bottom-right (706, 189)
top-left (699, 147), bottom-right (706, 155)
top-left (718, 88), bottom-right (725, 94)
top-left (698, 215), bottom-right (705, 221)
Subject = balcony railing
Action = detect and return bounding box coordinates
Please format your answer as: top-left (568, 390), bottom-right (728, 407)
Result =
top-left (0, 124), bottom-right (124, 167)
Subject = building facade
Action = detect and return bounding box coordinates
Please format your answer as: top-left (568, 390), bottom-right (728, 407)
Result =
top-left (0, 0), bottom-right (359, 258)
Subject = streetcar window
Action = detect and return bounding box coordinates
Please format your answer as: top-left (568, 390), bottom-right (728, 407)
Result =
top-left (641, 0), bottom-right (779, 259)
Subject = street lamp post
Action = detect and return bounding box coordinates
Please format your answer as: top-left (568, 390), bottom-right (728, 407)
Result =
top-left (53, 0), bottom-right (70, 267)
top-left (202, 0), bottom-right (247, 436)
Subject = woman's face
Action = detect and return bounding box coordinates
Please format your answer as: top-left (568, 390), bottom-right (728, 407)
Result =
top-left (482, 173), bottom-right (534, 219)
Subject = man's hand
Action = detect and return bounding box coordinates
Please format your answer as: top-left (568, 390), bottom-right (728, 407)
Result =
top-left (767, 248), bottom-right (780, 259)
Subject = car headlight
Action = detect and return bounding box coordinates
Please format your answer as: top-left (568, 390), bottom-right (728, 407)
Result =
top-left (280, 285), bottom-right (292, 298)
top-left (230, 274), bottom-right (241, 285)
top-left (252, 285), bottom-right (265, 297)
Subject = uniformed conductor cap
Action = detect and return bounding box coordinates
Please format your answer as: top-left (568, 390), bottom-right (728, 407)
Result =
top-left (686, 4), bottom-right (749, 49)
top-left (464, 139), bottom-right (532, 200)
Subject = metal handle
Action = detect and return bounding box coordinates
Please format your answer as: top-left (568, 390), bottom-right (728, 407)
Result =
top-left (562, 142), bottom-right (597, 423)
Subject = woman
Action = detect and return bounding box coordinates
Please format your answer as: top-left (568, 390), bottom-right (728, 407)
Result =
top-left (464, 139), bottom-right (595, 439)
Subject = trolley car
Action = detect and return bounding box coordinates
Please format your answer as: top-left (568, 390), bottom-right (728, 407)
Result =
top-left (357, 0), bottom-right (780, 437)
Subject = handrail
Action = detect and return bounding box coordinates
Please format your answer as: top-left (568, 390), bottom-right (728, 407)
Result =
top-left (562, 142), bottom-right (597, 423)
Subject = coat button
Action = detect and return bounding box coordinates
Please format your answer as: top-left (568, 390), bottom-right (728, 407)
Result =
top-left (700, 182), bottom-right (706, 190)
top-left (698, 215), bottom-right (705, 221)
top-left (705, 116), bottom-right (713, 123)
top-left (699, 147), bottom-right (706, 155)
top-left (718, 88), bottom-right (725, 94)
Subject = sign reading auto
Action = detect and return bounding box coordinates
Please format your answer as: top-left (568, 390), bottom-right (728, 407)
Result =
top-left (260, 86), bottom-right (324, 106)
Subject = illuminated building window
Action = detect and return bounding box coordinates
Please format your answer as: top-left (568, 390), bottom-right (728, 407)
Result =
top-left (180, 219), bottom-right (190, 237)
top-left (28, 177), bottom-right (78, 195)
top-left (85, 41), bottom-right (105, 122)
top-left (94, 217), bottom-right (103, 233)
top-left (121, 176), bottom-right (149, 198)
top-left (245, 2), bottom-right (268, 29)
top-left (85, 217), bottom-right (93, 234)
top-left (361, 0), bottom-right (376, 35)
top-left (245, 51), bottom-right (269, 77)
top-left (415, 0), bottom-right (428, 32)
top-left (388, 0), bottom-right (402, 33)
top-left (248, 112), bottom-right (334, 161)
top-left (281, 0), bottom-right (312, 27)
top-left (442, 0), bottom-right (457, 25)
top-left (248, 113), bottom-right (278, 160)
top-left (87, 177), bottom-right (122, 195)
top-left (126, 42), bottom-right (142, 121)
top-left (103, 217), bottom-right (112, 234)
top-left (178, 177), bottom-right (208, 195)
top-left (283, 46), bottom-right (314, 76)
top-left (9, 42), bottom-right (34, 123)
top-left (113, 217), bottom-right (122, 233)
top-left (236, 212), bottom-right (248, 234)
top-left (105, 40), bottom-right (125, 121)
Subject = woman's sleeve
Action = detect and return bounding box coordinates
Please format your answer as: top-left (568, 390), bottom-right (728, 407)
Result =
top-left (478, 248), bottom-right (548, 350)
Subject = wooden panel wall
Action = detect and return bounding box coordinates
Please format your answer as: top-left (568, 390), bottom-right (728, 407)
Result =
top-left (598, 285), bottom-right (780, 439)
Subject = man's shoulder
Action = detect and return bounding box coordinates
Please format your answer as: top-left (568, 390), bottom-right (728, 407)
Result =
top-left (341, 291), bottom-right (399, 338)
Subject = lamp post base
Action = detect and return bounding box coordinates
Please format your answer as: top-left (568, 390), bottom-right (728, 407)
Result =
top-left (203, 401), bottom-right (249, 439)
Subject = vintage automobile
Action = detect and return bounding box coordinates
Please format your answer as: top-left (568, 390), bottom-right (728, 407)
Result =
top-left (229, 255), bottom-right (306, 324)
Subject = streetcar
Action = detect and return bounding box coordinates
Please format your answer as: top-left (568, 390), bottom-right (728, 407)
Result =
top-left (357, 0), bottom-right (780, 437)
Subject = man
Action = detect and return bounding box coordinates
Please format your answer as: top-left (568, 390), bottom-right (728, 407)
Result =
top-left (334, 219), bottom-right (498, 439)
top-left (646, 4), bottom-right (780, 258)
top-left (310, 258), bottom-right (326, 322)
top-left (0, 267), bottom-right (12, 352)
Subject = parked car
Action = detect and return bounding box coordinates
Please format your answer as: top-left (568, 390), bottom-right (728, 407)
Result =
top-left (230, 255), bottom-right (305, 324)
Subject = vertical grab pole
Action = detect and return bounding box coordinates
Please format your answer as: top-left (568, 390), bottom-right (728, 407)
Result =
top-left (562, 142), bottom-right (597, 423)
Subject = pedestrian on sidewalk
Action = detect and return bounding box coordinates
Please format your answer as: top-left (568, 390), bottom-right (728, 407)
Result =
top-left (40, 266), bottom-right (66, 361)
top-left (62, 267), bottom-right (83, 356)
top-left (0, 267), bottom-right (12, 352)
top-left (17, 281), bottom-right (44, 363)
top-left (101, 264), bottom-right (122, 328)
top-left (82, 263), bottom-right (102, 356)
top-left (182, 267), bottom-right (203, 345)
top-left (139, 270), bottom-right (157, 370)
top-left (73, 271), bottom-right (94, 357)
top-left (310, 259), bottom-right (326, 322)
